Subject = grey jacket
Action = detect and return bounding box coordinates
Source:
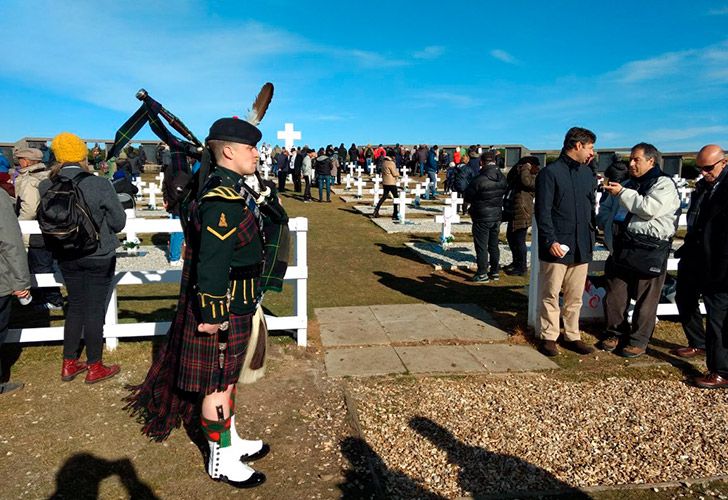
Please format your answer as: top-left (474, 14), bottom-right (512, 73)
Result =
top-left (597, 174), bottom-right (679, 252)
top-left (39, 165), bottom-right (127, 259)
top-left (0, 190), bottom-right (31, 296)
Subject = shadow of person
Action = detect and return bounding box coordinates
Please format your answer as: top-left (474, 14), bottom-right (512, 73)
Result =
top-left (338, 436), bottom-right (446, 500)
top-left (409, 417), bottom-right (590, 499)
top-left (48, 452), bottom-right (159, 500)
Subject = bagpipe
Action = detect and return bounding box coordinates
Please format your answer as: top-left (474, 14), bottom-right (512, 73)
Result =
top-left (107, 84), bottom-right (290, 292)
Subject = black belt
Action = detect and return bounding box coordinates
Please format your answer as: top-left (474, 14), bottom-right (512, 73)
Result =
top-left (229, 263), bottom-right (263, 279)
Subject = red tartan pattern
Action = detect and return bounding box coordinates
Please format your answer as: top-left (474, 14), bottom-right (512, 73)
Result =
top-left (177, 304), bottom-right (253, 393)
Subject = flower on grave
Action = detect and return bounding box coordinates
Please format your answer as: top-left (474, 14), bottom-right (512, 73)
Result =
top-left (122, 238), bottom-right (140, 250)
top-left (439, 234), bottom-right (455, 251)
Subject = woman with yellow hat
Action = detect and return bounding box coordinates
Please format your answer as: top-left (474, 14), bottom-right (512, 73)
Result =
top-left (39, 132), bottom-right (127, 383)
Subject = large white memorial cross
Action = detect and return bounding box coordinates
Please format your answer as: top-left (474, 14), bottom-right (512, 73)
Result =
top-left (276, 123), bottom-right (301, 150)
top-left (393, 190), bottom-right (412, 223)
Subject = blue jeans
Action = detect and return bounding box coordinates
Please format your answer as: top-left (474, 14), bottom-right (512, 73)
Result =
top-left (169, 214), bottom-right (184, 261)
top-left (426, 170), bottom-right (437, 198)
top-left (318, 175), bottom-right (331, 201)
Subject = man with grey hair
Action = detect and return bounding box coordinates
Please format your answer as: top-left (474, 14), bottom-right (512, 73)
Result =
top-left (599, 142), bottom-right (680, 358)
top-left (14, 146), bottom-right (64, 310)
top-left (679, 145), bottom-right (728, 388)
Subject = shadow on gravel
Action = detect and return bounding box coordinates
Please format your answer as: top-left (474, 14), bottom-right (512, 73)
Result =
top-left (410, 416), bottom-right (591, 499)
top-left (48, 452), bottom-right (159, 500)
top-left (338, 436), bottom-right (446, 500)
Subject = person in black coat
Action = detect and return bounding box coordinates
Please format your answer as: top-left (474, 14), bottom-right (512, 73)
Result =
top-left (464, 151), bottom-right (507, 282)
top-left (276, 149), bottom-right (289, 192)
top-left (534, 127), bottom-right (598, 357)
top-left (684, 145), bottom-right (728, 389)
top-left (293, 147), bottom-right (304, 192)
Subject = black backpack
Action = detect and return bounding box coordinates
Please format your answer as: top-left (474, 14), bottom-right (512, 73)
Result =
top-left (38, 172), bottom-right (100, 257)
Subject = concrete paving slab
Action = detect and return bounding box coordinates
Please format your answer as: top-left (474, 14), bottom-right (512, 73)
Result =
top-left (382, 320), bottom-right (456, 342)
top-left (448, 322), bottom-right (511, 341)
top-left (394, 345), bottom-right (486, 374)
top-left (370, 303), bottom-right (434, 323)
top-left (319, 321), bottom-right (390, 347)
top-left (426, 303), bottom-right (494, 323)
top-left (325, 346), bottom-right (406, 377)
top-left (464, 344), bottom-right (559, 372)
top-left (315, 306), bottom-right (377, 324)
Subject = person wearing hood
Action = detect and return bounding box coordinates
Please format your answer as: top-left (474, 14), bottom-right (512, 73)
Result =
top-left (599, 142), bottom-right (680, 358)
top-left (314, 148), bottom-right (332, 202)
top-left (464, 151), bottom-right (508, 282)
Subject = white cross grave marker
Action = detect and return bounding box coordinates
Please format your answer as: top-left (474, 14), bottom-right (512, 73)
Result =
top-left (276, 123), bottom-right (301, 150)
top-left (435, 205), bottom-right (461, 241)
top-left (355, 165), bottom-right (363, 178)
top-left (261, 163), bottom-right (271, 180)
top-left (143, 184), bottom-right (162, 210)
top-left (401, 164), bottom-right (409, 177)
top-left (134, 180), bottom-right (146, 201)
top-left (370, 184), bottom-right (383, 206)
top-left (367, 163), bottom-right (375, 176)
top-left (401, 175), bottom-right (412, 192)
top-left (344, 173), bottom-right (353, 190)
top-left (371, 174), bottom-right (383, 188)
top-left (443, 191), bottom-right (464, 213)
top-left (412, 182), bottom-right (425, 207)
top-left (155, 172), bottom-right (165, 187)
top-left (354, 177), bottom-right (367, 198)
top-left (393, 190), bottom-right (412, 223)
top-left (348, 163), bottom-right (355, 177)
top-left (421, 178), bottom-right (431, 198)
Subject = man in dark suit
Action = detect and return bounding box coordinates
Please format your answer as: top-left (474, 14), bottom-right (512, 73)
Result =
top-left (686, 145), bottom-right (728, 388)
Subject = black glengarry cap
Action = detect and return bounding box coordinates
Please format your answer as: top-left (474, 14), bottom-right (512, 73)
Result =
top-left (206, 117), bottom-right (262, 146)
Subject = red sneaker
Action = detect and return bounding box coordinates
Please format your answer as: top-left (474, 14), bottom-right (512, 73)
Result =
top-left (61, 359), bottom-right (88, 382)
top-left (84, 362), bottom-right (120, 384)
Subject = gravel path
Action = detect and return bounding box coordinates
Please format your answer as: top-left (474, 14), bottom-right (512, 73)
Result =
top-left (349, 376), bottom-right (728, 498)
top-left (115, 245), bottom-right (177, 272)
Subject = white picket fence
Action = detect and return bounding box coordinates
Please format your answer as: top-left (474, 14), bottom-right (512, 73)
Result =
top-left (7, 217), bottom-right (309, 348)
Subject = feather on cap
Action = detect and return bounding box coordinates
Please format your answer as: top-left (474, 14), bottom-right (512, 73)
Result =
top-left (245, 82), bottom-right (274, 126)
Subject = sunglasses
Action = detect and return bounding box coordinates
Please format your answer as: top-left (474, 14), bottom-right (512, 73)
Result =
top-left (699, 158), bottom-right (726, 172)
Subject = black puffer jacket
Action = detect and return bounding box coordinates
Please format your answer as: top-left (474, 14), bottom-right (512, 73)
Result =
top-left (464, 165), bottom-right (508, 222)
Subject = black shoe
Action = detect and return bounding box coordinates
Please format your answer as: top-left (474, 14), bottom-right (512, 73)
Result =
top-left (504, 268), bottom-right (526, 276)
top-left (0, 381), bottom-right (24, 395)
top-left (240, 443), bottom-right (270, 462)
top-left (471, 274), bottom-right (489, 283)
top-left (488, 273), bottom-right (500, 282)
top-left (564, 340), bottom-right (595, 355)
top-left (215, 471), bottom-right (266, 489)
top-left (540, 340), bottom-right (559, 357)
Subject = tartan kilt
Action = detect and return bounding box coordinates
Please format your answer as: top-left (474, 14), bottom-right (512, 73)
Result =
top-left (177, 300), bottom-right (253, 394)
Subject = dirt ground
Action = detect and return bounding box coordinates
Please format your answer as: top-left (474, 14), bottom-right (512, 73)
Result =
top-left (0, 334), bottom-right (361, 500)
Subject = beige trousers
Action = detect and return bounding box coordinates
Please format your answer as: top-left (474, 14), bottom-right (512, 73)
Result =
top-left (538, 261), bottom-right (589, 341)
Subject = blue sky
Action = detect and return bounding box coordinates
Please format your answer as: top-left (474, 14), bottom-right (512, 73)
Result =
top-left (2, 0), bottom-right (728, 151)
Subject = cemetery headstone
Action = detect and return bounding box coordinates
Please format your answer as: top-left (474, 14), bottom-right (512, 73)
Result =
top-left (354, 177), bottom-right (366, 198)
top-left (394, 190), bottom-right (412, 224)
top-left (276, 123), bottom-right (301, 150)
